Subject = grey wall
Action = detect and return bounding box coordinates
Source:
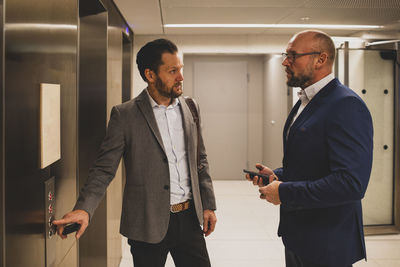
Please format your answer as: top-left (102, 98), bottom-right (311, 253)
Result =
top-left (263, 55), bottom-right (288, 169)
top-left (0, 0), bottom-right (132, 266)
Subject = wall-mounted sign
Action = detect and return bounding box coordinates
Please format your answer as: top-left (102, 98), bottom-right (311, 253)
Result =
top-left (40, 83), bottom-right (61, 169)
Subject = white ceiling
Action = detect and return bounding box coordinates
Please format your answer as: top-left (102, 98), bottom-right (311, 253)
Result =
top-left (114, 0), bottom-right (400, 38)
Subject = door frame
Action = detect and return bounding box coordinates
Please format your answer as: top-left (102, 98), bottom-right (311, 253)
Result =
top-left (336, 46), bottom-right (400, 235)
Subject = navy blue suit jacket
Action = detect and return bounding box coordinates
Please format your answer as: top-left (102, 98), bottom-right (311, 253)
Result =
top-left (275, 78), bottom-right (373, 266)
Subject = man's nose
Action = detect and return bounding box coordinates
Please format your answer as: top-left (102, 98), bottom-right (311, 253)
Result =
top-left (177, 71), bottom-right (184, 81)
top-left (282, 57), bottom-right (289, 67)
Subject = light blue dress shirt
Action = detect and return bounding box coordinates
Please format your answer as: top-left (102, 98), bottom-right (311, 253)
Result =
top-left (147, 89), bottom-right (192, 205)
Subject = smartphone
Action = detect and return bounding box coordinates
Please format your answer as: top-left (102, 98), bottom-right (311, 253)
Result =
top-left (243, 169), bottom-right (270, 185)
top-left (62, 223), bottom-right (81, 235)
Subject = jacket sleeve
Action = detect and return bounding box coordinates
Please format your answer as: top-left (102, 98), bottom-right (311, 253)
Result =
top-left (279, 96), bottom-right (373, 209)
top-left (195, 101), bottom-right (217, 211)
top-left (274, 167), bottom-right (284, 181)
top-left (74, 106), bottom-right (125, 219)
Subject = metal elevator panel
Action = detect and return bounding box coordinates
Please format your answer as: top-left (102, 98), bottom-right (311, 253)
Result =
top-left (78, 4), bottom-right (108, 267)
top-left (122, 33), bottom-right (132, 103)
top-left (1, 0), bottom-right (130, 265)
top-left (44, 177), bottom-right (56, 267)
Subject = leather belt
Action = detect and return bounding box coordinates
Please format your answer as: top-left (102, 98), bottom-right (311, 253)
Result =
top-left (170, 200), bottom-right (190, 213)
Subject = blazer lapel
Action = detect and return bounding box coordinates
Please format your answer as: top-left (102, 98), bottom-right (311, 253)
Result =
top-left (283, 100), bottom-right (301, 151)
top-left (290, 98), bottom-right (321, 132)
top-left (288, 79), bottom-right (339, 140)
top-left (136, 89), bottom-right (166, 154)
top-left (179, 96), bottom-right (196, 165)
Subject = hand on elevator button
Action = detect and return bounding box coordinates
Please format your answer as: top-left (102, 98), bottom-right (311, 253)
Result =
top-left (53, 209), bottom-right (89, 240)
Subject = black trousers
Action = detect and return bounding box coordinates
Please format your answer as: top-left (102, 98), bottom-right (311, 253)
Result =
top-left (285, 248), bottom-right (352, 267)
top-left (128, 207), bottom-right (211, 267)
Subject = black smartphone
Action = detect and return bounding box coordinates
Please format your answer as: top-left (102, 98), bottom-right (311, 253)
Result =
top-left (243, 169), bottom-right (270, 185)
top-left (62, 223), bottom-right (81, 235)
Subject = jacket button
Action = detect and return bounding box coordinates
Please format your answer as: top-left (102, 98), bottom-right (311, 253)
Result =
top-left (164, 185), bottom-right (170, 190)
top-left (163, 157), bottom-right (168, 163)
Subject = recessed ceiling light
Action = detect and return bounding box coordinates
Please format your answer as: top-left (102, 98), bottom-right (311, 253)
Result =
top-left (164, 24), bottom-right (383, 30)
top-left (301, 17), bottom-right (311, 21)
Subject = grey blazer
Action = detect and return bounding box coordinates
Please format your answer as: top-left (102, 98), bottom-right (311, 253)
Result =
top-left (74, 89), bottom-right (216, 243)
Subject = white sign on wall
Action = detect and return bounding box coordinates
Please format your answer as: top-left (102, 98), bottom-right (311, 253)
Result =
top-left (40, 83), bottom-right (61, 169)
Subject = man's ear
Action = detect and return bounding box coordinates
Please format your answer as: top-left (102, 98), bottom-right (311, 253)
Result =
top-left (315, 52), bottom-right (328, 69)
top-left (145, 69), bottom-right (156, 83)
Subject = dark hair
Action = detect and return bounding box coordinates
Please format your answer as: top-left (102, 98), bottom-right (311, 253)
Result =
top-left (136, 39), bottom-right (178, 82)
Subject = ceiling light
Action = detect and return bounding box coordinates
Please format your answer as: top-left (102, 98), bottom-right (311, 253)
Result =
top-left (164, 24), bottom-right (383, 30)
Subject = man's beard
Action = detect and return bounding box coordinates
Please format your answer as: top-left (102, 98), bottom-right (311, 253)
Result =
top-left (155, 76), bottom-right (182, 99)
top-left (285, 62), bottom-right (314, 88)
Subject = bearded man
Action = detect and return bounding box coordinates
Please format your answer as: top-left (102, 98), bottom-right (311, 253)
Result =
top-left (54, 39), bottom-right (217, 267)
top-left (246, 30), bottom-right (373, 267)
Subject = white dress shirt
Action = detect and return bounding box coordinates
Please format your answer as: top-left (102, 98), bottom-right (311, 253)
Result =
top-left (291, 73), bottom-right (335, 124)
top-left (287, 73), bottom-right (335, 139)
top-left (147, 90), bottom-right (192, 205)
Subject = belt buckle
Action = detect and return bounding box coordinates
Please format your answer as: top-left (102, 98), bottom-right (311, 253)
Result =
top-left (170, 203), bottom-right (182, 213)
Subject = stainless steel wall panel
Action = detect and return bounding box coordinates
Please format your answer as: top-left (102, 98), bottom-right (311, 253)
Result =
top-left (78, 10), bottom-right (108, 267)
top-left (1, 0), bottom-right (132, 265)
top-left (0, 0), bottom-right (4, 265)
top-left (122, 34), bottom-right (132, 103)
top-left (77, 1), bottom-right (132, 266)
top-left (4, 0), bottom-right (78, 266)
top-left (80, 0), bottom-right (106, 17)
top-left (106, 21), bottom-right (123, 267)
top-left (395, 44), bottom-right (400, 230)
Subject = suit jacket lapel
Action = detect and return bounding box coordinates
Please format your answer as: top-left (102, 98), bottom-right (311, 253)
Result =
top-left (284, 100), bottom-right (301, 151)
top-left (179, 96), bottom-right (195, 165)
top-left (287, 79), bottom-right (339, 140)
top-left (136, 89), bottom-right (166, 154)
top-left (290, 97), bottom-right (321, 132)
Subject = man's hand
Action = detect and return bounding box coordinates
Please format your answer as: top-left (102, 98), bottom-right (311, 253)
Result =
top-left (52, 209), bottom-right (89, 240)
top-left (203, 210), bottom-right (217, 237)
top-left (245, 163), bottom-right (278, 187)
top-left (259, 181), bottom-right (282, 205)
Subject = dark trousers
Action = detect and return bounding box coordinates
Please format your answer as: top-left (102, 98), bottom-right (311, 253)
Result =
top-left (128, 207), bottom-right (211, 267)
top-left (285, 248), bottom-right (352, 267)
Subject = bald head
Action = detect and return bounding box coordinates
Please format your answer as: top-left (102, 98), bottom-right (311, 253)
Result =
top-left (283, 30), bottom-right (336, 88)
top-left (292, 30), bottom-right (336, 65)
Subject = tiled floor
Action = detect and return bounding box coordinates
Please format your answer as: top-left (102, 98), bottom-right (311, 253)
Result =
top-left (119, 180), bottom-right (400, 267)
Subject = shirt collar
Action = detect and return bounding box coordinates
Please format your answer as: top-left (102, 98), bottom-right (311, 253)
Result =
top-left (146, 88), bottom-right (180, 108)
top-left (303, 73), bottom-right (335, 101)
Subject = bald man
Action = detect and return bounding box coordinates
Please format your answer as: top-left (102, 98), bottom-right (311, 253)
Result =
top-left (246, 30), bottom-right (373, 267)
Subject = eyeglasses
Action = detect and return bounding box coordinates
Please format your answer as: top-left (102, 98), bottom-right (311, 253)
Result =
top-left (281, 52), bottom-right (321, 64)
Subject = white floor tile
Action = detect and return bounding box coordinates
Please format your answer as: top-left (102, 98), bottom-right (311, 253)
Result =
top-left (364, 239), bottom-right (400, 260)
top-left (374, 259), bottom-right (400, 267)
top-left (120, 180), bottom-right (400, 267)
top-left (354, 259), bottom-right (381, 267)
